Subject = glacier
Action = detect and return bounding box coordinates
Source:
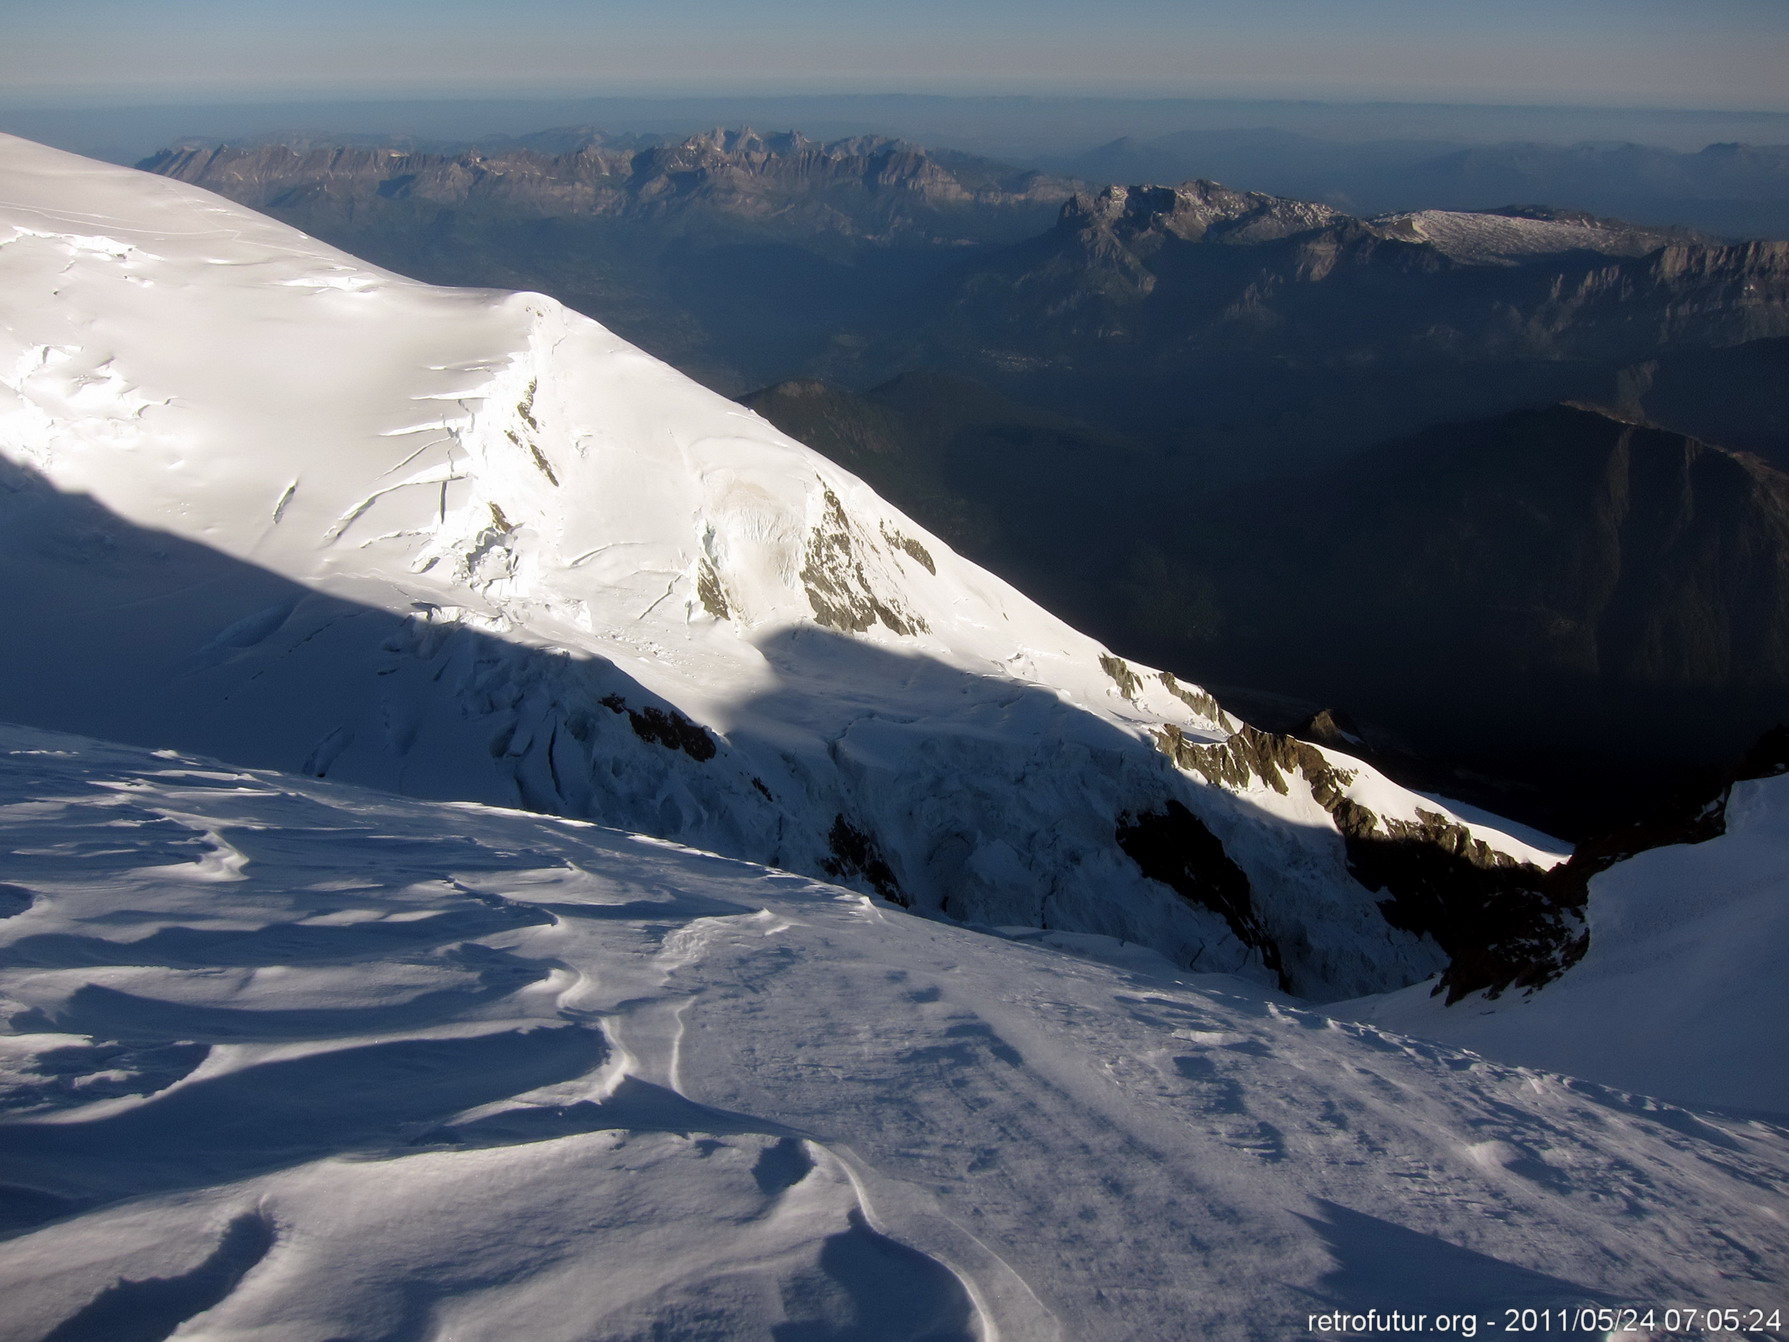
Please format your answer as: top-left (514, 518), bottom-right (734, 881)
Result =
top-left (0, 132), bottom-right (1570, 1003)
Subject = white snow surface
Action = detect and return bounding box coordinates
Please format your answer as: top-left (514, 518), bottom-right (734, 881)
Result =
top-left (0, 132), bottom-right (1555, 1000)
top-left (1345, 773), bottom-right (1789, 1117)
top-left (1, 724), bottom-right (1785, 1342)
top-left (1368, 210), bottom-right (1680, 265)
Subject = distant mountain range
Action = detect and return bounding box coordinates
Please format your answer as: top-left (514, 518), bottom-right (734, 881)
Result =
top-left (902, 180), bottom-right (1788, 470)
top-left (1043, 131), bottom-right (1789, 239)
top-left (142, 129), bottom-right (1077, 393)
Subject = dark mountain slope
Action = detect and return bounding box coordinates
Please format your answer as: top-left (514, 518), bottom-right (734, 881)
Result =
top-left (1183, 404), bottom-right (1789, 829)
top-left (1591, 336), bottom-right (1789, 471)
top-left (741, 372), bottom-right (1168, 629)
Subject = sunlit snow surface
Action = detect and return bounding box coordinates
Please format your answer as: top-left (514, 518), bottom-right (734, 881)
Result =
top-left (1, 726), bottom-right (1785, 1341)
top-left (0, 132), bottom-right (1561, 1000)
top-left (1368, 210), bottom-right (1682, 264)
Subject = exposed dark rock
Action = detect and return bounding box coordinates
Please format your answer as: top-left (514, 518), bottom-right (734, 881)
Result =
top-left (822, 816), bottom-right (906, 906)
top-left (1358, 830), bottom-right (1587, 1005)
top-left (798, 488), bottom-right (925, 636)
top-left (695, 559), bottom-right (731, 619)
top-left (1154, 722), bottom-right (1576, 1002)
top-left (1296, 708), bottom-right (1365, 750)
top-left (1156, 672), bottom-right (1233, 729)
top-left (879, 522), bottom-right (936, 575)
top-left (1115, 800), bottom-right (1280, 985)
top-left (1099, 654), bottom-right (1141, 700)
top-left (598, 695), bottom-right (717, 762)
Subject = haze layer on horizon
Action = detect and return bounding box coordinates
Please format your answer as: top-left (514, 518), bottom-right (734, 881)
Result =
top-left (7, 0), bottom-right (1786, 114)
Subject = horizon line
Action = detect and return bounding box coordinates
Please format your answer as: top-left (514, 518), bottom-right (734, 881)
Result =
top-left (7, 89), bottom-right (1789, 119)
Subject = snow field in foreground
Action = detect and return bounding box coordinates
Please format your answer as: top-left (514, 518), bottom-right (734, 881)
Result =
top-left (0, 724), bottom-right (1784, 1341)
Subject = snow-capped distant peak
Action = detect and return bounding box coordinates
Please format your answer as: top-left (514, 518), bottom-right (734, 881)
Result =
top-left (1368, 207), bottom-right (1684, 264)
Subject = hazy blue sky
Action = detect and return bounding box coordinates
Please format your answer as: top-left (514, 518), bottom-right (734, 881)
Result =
top-left (5, 0), bottom-right (1786, 110)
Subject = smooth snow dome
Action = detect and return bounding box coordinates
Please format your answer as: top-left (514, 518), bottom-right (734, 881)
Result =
top-left (0, 726), bottom-right (1785, 1340)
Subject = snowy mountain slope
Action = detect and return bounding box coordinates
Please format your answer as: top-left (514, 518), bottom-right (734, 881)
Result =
top-left (0, 132), bottom-right (1568, 1002)
top-left (1344, 743), bottom-right (1789, 1115)
top-left (1, 724), bottom-right (1785, 1342)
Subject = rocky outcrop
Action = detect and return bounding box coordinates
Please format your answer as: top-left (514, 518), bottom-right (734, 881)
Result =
top-left (1153, 723), bottom-right (1579, 1001)
top-left (1115, 800), bottom-right (1278, 982)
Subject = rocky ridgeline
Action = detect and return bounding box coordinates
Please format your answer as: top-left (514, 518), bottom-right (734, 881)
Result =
top-left (141, 129), bottom-right (1079, 247)
top-left (972, 181), bottom-right (1789, 357)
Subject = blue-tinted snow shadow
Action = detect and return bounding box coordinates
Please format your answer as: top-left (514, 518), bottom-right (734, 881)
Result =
top-left (1296, 1199), bottom-right (1619, 1336)
top-left (345, 1078), bottom-right (979, 1342)
top-left (0, 453), bottom-right (744, 827)
top-left (773, 1208), bottom-right (977, 1342)
top-left (14, 946), bottom-right (550, 1044)
top-left (430, 1074), bottom-right (802, 1149)
top-left (0, 1026), bottom-right (606, 1232)
top-left (3, 902), bottom-right (552, 971)
top-left (43, 1212), bottom-right (276, 1342)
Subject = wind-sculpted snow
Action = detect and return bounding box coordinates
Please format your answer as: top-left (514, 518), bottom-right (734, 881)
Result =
top-left (0, 726), bottom-right (1785, 1340)
top-left (0, 133), bottom-right (1569, 1001)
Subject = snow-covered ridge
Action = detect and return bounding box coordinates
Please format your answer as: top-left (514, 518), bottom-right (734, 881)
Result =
top-left (1, 725), bottom-right (1783, 1339)
top-left (0, 132), bottom-right (1562, 1000)
top-left (1367, 208), bottom-right (1686, 265)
